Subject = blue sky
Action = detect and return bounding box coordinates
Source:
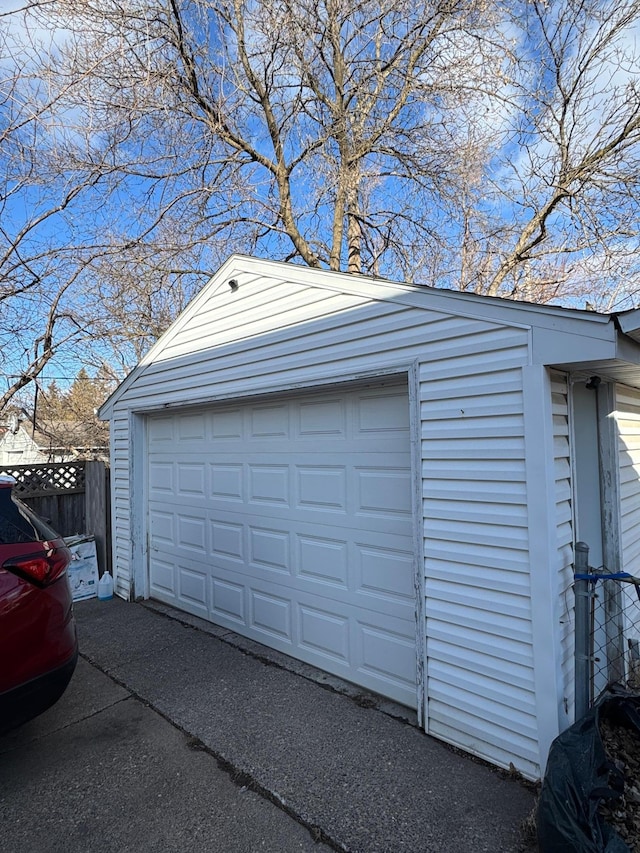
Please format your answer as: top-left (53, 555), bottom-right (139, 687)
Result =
top-left (2, 0), bottom-right (640, 404)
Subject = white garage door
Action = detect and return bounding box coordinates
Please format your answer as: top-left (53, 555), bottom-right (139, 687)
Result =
top-left (147, 381), bottom-right (416, 707)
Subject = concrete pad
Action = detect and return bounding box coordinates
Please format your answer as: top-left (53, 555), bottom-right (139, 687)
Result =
top-left (0, 659), bottom-right (128, 752)
top-left (0, 671), bottom-right (329, 852)
top-left (74, 598), bottom-right (536, 852)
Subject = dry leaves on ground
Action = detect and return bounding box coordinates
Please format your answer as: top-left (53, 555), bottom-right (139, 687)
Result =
top-left (599, 718), bottom-right (640, 851)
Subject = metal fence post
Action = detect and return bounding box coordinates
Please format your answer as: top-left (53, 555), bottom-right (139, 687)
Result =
top-left (574, 541), bottom-right (591, 721)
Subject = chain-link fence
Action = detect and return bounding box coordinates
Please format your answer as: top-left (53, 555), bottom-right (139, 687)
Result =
top-left (574, 541), bottom-right (640, 720)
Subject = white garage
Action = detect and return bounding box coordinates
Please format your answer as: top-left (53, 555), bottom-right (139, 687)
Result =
top-left (101, 253), bottom-right (640, 780)
top-left (146, 383), bottom-right (417, 707)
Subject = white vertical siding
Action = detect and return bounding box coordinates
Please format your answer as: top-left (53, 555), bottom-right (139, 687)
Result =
top-left (110, 410), bottom-right (133, 599)
top-left (614, 385), bottom-right (640, 651)
top-left (551, 372), bottom-right (575, 724)
top-left (419, 333), bottom-right (539, 776)
top-left (616, 384), bottom-right (640, 574)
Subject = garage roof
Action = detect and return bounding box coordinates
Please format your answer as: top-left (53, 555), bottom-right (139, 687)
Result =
top-left (99, 255), bottom-right (640, 417)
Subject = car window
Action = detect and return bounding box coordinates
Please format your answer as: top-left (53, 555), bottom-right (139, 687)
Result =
top-left (0, 490), bottom-right (60, 544)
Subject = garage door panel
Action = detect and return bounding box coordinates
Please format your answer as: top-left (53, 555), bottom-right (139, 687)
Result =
top-left (245, 577), bottom-right (414, 684)
top-left (149, 461), bottom-right (174, 493)
top-left (212, 408), bottom-right (243, 438)
top-left (355, 467), bottom-right (412, 516)
top-left (357, 619), bottom-right (416, 697)
top-left (179, 565), bottom-right (208, 611)
top-left (150, 498), bottom-right (410, 538)
top-left (210, 464), bottom-right (244, 501)
top-left (177, 411), bottom-right (207, 440)
top-left (148, 416), bottom-right (174, 442)
top-left (250, 402), bottom-right (291, 437)
top-left (149, 509), bottom-right (175, 545)
top-left (211, 577), bottom-right (245, 624)
top-left (152, 531), bottom-right (415, 629)
top-left (250, 588), bottom-right (293, 642)
top-left (147, 381), bottom-right (417, 708)
top-left (296, 534), bottom-right (349, 587)
top-left (211, 519), bottom-right (244, 561)
top-left (177, 463), bottom-right (206, 496)
top-left (249, 525), bottom-right (291, 575)
top-left (248, 464), bottom-right (290, 505)
top-left (355, 390), bottom-right (410, 434)
top-left (243, 500), bottom-right (410, 536)
top-left (296, 466), bottom-right (346, 511)
top-left (201, 557), bottom-right (414, 625)
top-left (355, 543), bottom-right (415, 603)
top-left (149, 557), bottom-right (175, 596)
top-left (167, 589), bottom-right (207, 622)
top-left (298, 604), bottom-right (350, 664)
top-left (176, 437), bottom-right (410, 453)
top-left (176, 513), bottom-right (207, 553)
top-left (150, 524), bottom-right (414, 620)
top-left (297, 398), bottom-right (346, 437)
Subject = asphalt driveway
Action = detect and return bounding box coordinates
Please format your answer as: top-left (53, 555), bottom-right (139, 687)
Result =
top-left (0, 598), bottom-right (537, 852)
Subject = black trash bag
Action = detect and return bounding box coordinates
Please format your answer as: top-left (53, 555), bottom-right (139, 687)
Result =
top-left (537, 690), bottom-right (640, 852)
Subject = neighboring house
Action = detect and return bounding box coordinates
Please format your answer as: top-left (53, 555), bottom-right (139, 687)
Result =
top-left (0, 418), bottom-right (108, 465)
top-left (0, 420), bottom-right (61, 465)
top-left (99, 254), bottom-right (640, 781)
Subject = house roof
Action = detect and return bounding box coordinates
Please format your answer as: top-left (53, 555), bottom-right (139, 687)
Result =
top-left (99, 254), bottom-right (640, 417)
top-left (34, 420), bottom-right (108, 450)
top-left (0, 420), bottom-right (108, 452)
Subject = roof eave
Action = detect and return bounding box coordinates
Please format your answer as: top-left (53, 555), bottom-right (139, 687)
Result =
top-left (614, 308), bottom-right (640, 343)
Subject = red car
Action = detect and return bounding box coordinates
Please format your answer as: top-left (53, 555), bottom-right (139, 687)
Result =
top-left (0, 475), bottom-right (78, 732)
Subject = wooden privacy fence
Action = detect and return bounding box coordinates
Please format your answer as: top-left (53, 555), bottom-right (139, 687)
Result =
top-left (0, 460), bottom-right (111, 575)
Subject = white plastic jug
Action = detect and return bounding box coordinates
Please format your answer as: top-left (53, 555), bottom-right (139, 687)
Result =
top-left (98, 570), bottom-right (114, 601)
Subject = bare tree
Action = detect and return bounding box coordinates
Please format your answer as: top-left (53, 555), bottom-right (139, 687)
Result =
top-left (0, 0), bottom-right (504, 403)
top-left (2, 0), bottom-right (640, 410)
top-left (45, 0), bottom-right (640, 298)
top-left (34, 366), bottom-right (114, 454)
top-left (35, 0), bottom-right (503, 275)
top-left (0, 3), bottom-right (112, 408)
top-left (79, 226), bottom-right (212, 374)
top-left (477, 0), bottom-right (640, 304)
